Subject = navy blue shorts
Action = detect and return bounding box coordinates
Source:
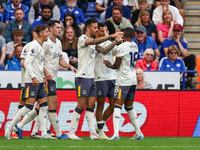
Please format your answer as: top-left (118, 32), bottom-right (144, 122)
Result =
top-left (20, 87), bottom-right (26, 101)
top-left (46, 80), bottom-right (57, 96)
top-left (75, 77), bottom-right (97, 97)
top-left (25, 83), bottom-right (47, 99)
top-left (96, 80), bottom-right (115, 98)
top-left (114, 85), bottom-right (136, 100)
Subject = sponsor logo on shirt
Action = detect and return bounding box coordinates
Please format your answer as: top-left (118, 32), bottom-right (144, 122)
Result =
top-left (41, 55), bottom-right (44, 62)
top-left (53, 52), bottom-right (60, 59)
top-left (75, 11), bottom-right (79, 14)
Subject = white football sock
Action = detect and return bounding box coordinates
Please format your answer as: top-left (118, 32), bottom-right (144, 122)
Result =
top-left (48, 112), bottom-right (62, 137)
top-left (9, 106), bottom-right (31, 129)
top-left (113, 107), bottom-right (121, 135)
top-left (39, 106), bottom-right (48, 136)
top-left (13, 108), bottom-right (20, 117)
top-left (17, 109), bottom-right (38, 129)
top-left (31, 116), bottom-right (40, 135)
top-left (85, 111), bottom-right (96, 134)
top-left (127, 109), bottom-right (141, 135)
top-left (69, 111), bottom-right (80, 133)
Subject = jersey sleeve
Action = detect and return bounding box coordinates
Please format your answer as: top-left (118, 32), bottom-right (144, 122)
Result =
top-left (78, 35), bottom-right (89, 48)
top-left (20, 45), bottom-right (28, 59)
top-left (24, 45), bottom-right (39, 79)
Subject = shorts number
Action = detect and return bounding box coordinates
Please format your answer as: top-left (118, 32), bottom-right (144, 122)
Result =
top-left (129, 52), bottom-right (138, 67)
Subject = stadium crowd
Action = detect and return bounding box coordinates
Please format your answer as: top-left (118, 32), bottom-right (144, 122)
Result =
top-left (1, 0), bottom-right (197, 141)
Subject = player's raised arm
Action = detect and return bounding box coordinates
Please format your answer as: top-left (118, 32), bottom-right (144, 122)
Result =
top-left (95, 36), bottom-right (122, 54)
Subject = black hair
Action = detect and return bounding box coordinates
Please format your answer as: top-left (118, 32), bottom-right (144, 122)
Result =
top-left (85, 18), bottom-right (98, 29)
top-left (63, 12), bottom-right (82, 37)
top-left (123, 27), bottom-right (135, 39)
top-left (41, 5), bottom-right (51, 11)
top-left (48, 20), bottom-right (60, 28)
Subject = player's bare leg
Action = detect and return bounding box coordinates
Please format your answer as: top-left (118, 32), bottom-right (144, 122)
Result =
top-left (96, 97), bottom-right (114, 138)
top-left (47, 95), bottom-right (65, 139)
top-left (68, 97), bottom-right (87, 140)
top-left (124, 100), bottom-right (143, 140)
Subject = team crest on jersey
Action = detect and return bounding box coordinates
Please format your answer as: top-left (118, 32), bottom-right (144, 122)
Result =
top-left (41, 56), bottom-right (44, 62)
top-left (30, 91), bottom-right (35, 96)
top-left (50, 86), bottom-right (54, 91)
top-left (53, 52), bottom-right (60, 59)
top-left (114, 86), bottom-right (119, 96)
top-left (75, 11), bottom-right (79, 14)
top-left (90, 47), bottom-right (95, 57)
top-left (176, 63), bottom-right (181, 67)
top-left (82, 90), bottom-right (87, 95)
top-left (98, 90), bottom-right (102, 96)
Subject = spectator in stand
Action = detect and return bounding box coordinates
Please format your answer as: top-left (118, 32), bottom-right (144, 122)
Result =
top-left (0, 22), bottom-right (6, 37)
top-left (7, 44), bottom-right (23, 71)
top-left (96, 0), bottom-right (129, 22)
top-left (129, 0), bottom-right (154, 12)
top-left (155, 0), bottom-right (185, 26)
top-left (135, 48), bottom-right (158, 70)
top-left (153, 0), bottom-right (183, 26)
top-left (61, 12), bottom-right (82, 38)
top-left (59, 0), bottom-right (85, 30)
top-left (132, 26), bottom-right (160, 64)
top-left (28, 0), bottom-right (60, 24)
top-left (157, 9), bottom-right (174, 44)
top-left (6, 29), bottom-right (26, 59)
top-left (3, 8), bottom-right (32, 44)
top-left (7, 0), bottom-right (31, 8)
top-left (0, 37), bottom-right (6, 70)
top-left (134, 9), bottom-right (156, 40)
top-left (4, 0), bottom-right (29, 25)
top-left (0, 2), bottom-right (5, 14)
top-left (62, 26), bottom-right (78, 69)
top-left (131, 0), bottom-right (153, 26)
top-left (105, 0), bottom-right (131, 22)
top-left (159, 45), bottom-right (185, 74)
top-left (105, 6), bottom-right (133, 35)
top-left (160, 24), bottom-right (196, 88)
top-left (31, 5), bottom-right (52, 31)
top-left (136, 68), bottom-right (153, 89)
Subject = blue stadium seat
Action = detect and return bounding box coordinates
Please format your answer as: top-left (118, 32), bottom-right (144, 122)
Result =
top-left (85, 2), bottom-right (104, 23)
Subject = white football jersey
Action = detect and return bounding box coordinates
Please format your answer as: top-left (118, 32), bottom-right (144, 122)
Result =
top-left (75, 34), bottom-right (96, 78)
top-left (115, 41), bottom-right (138, 86)
top-left (94, 40), bottom-right (117, 81)
top-left (20, 43), bottom-right (31, 87)
top-left (24, 40), bottom-right (45, 83)
top-left (43, 37), bottom-right (62, 82)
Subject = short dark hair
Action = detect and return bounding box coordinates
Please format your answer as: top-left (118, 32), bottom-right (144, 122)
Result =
top-left (41, 5), bottom-right (51, 11)
top-left (112, 6), bottom-right (123, 14)
top-left (15, 8), bottom-right (24, 13)
top-left (15, 44), bottom-right (23, 51)
top-left (124, 27), bottom-right (134, 39)
top-left (34, 25), bottom-right (48, 36)
top-left (48, 20), bottom-right (60, 28)
top-left (98, 22), bottom-right (106, 29)
top-left (85, 18), bottom-right (98, 29)
top-left (12, 29), bottom-right (24, 36)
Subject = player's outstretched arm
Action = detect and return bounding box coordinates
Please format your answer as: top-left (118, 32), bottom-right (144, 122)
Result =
top-left (103, 57), bottom-right (122, 69)
top-left (96, 39), bottom-right (119, 54)
top-left (59, 56), bottom-right (77, 73)
top-left (85, 32), bottom-right (124, 45)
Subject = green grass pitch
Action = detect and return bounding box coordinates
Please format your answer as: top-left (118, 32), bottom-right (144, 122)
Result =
top-left (1, 137), bottom-right (200, 150)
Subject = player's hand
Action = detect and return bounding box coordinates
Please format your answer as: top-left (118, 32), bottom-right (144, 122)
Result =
top-left (43, 78), bottom-right (48, 87)
top-left (103, 60), bottom-right (112, 68)
top-left (111, 32), bottom-right (124, 39)
top-left (70, 65), bottom-right (77, 73)
top-left (115, 36), bottom-right (123, 43)
top-left (44, 70), bottom-right (53, 81)
top-left (32, 78), bottom-right (39, 86)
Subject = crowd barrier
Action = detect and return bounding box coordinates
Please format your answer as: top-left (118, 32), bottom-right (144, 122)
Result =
top-left (0, 90), bottom-right (200, 137)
